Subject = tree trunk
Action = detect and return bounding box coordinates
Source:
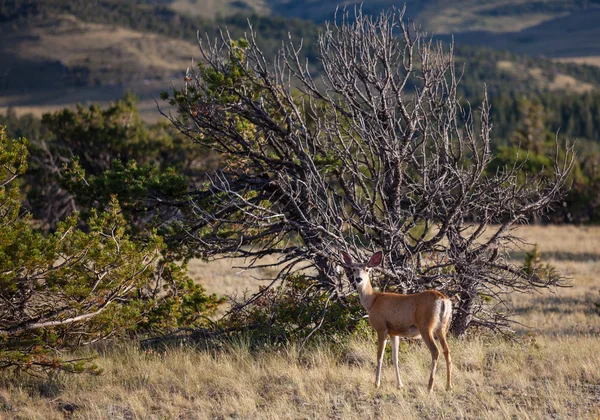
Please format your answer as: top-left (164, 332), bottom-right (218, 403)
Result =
top-left (451, 291), bottom-right (476, 336)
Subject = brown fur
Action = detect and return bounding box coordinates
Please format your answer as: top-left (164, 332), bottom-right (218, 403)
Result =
top-left (342, 251), bottom-right (453, 392)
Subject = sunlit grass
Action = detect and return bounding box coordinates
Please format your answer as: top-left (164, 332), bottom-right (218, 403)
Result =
top-left (1, 225), bottom-right (600, 418)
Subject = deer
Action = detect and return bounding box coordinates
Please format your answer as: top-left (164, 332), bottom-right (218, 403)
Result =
top-left (341, 250), bottom-right (452, 392)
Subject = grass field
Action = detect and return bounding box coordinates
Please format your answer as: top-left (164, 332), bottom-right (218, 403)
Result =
top-left (0, 225), bottom-right (599, 418)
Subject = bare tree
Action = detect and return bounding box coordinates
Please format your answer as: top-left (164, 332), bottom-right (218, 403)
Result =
top-left (164, 7), bottom-right (574, 335)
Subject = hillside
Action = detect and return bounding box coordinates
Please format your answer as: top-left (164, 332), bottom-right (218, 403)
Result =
top-left (1, 14), bottom-right (198, 88)
top-left (272, 0), bottom-right (600, 62)
top-left (0, 14), bottom-right (198, 121)
top-left (150, 0), bottom-right (599, 31)
top-left (2, 0), bottom-right (600, 121)
top-left (152, 0), bottom-right (600, 60)
top-left (0, 0), bottom-right (320, 120)
top-left (441, 8), bottom-right (600, 59)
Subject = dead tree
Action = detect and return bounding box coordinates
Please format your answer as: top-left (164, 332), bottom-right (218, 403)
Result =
top-left (164, 7), bottom-right (574, 335)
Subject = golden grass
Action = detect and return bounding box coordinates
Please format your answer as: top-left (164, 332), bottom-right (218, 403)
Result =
top-left (506, 224), bottom-right (600, 254)
top-left (168, 0), bottom-right (269, 19)
top-left (556, 56), bottom-right (600, 68)
top-left (496, 61), bottom-right (596, 93)
top-left (547, 73), bottom-right (596, 93)
top-left (188, 256), bottom-right (281, 299)
top-left (0, 94), bottom-right (170, 124)
top-left (3, 15), bottom-right (197, 76)
top-left (1, 225), bottom-right (599, 418)
top-left (187, 255), bottom-right (282, 317)
top-left (1, 335), bottom-right (598, 418)
top-left (192, 224), bottom-right (600, 300)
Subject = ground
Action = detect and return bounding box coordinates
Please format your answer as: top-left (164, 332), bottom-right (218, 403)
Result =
top-left (0, 225), bottom-right (599, 419)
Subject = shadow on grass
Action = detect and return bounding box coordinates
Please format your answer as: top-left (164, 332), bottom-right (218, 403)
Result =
top-left (513, 294), bottom-right (598, 315)
top-left (508, 250), bottom-right (600, 262)
top-left (516, 325), bottom-right (600, 337)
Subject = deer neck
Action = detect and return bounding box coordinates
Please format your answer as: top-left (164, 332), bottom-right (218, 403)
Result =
top-left (357, 273), bottom-right (377, 311)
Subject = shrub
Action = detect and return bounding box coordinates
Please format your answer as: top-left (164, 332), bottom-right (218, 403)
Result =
top-left (225, 275), bottom-right (371, 346)
top-left (0, 126), bottom-right (223, 374)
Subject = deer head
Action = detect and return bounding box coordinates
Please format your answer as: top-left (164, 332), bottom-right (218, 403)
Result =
top-left (340, 251), bottom-right (383, 288)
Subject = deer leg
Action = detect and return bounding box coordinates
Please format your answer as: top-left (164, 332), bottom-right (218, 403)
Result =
top-left (391, 335), bottom-right (403, 389)
top-left (420, 330), bottom-right (439, 393)
top-left (438, 333), bottom-right (452, 391)
top-left (375, 330), bottom-right (388, 388)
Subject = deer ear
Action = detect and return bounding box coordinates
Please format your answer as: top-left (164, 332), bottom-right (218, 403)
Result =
top-left (367, 251), bottom-right (383, 268)
top-left (341, 251), bottom-right (353, 265)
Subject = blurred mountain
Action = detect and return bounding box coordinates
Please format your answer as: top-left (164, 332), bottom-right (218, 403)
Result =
top-left (1, 0), bottom-right (599, 121)
top-left (150, 0), bottom-right (600, 35)
top-left (152, 0), bottom-right (600, 57)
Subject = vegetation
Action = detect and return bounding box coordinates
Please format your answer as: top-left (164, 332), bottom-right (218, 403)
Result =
top-left (3, 0), bottom-right (600, 97)
top-left (488, 96), bottom-right (600, 224)
top-left (453, 44), bottom-right (600, 99)
top-left (0, 0), bottom-right (321, 63)
top-left (1, 85), bottom-right (593, 363)
top-left (161, 9), bottom-right (575, 338)
top-left (0, 125), bottom-right (223, 374)
top-left (226, 275), bottom-right (369, 345)
top-left (0, 4), bottom-right (599, 415)
top-left (24, 92), bottom-right (213, 229)
top-left (0, 224), bottom-right (598, 417)
top-left (489, 91), bottom-right (600, 143)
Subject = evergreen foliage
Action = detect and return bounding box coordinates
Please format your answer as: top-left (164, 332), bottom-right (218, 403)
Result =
top-left (489, 91), bottom-right (600, 143)
top-left (0, 126), bottom-right (222, 374)
top-left (21, 93), bottom-right (213, 230)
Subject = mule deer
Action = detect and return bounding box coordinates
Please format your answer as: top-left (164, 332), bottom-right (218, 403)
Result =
top-left (341, 251), bottom-right (452, 392)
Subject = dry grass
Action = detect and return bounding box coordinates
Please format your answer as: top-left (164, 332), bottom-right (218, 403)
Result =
top-left (556, 56), bottom-right (600, 68)
top-left (0, 98), bottom-right (168, 124)
top-left (187, 255), bottom-right (281, 317)
top-left (1, 225), bottom-right (600, 418)
top-left (547, 73), bottom-right (596, 93)
top-left (168, 0), bottom-right (269, 19)
top-left (192, 224), bottom-right (600, 300)
top-left (0, 86), bottom-right (173, 124)
top-left (3, 15), bottom-right (197, 77)
top-left (1, 335), bottom-right (598, 419)
top-left (496, 60), bottom-right (596, 93)
top-left (0, 14), bottom-right (196, 123)
top-left (188, 256), bottom-right (281, 299)
top-left (508, 224), bottom-right (600, 254)
top-left (504, 225), bottom-right (600, 337)
top-left (423, 10), bottom-right (562, 34)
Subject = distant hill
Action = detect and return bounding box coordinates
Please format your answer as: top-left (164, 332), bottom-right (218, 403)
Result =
top-left (149, 0), bottom-right (600, 60)
top-left (440, 8), bottom-right (600, 58)
top-left (0, 0), bottom-right (320, 120)
top-left (147, 0), bottom-right (598, 30)
top-left (0, 14), bottom-right (198, 90)
top-left (1, 0), bottom-right (600, 121)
